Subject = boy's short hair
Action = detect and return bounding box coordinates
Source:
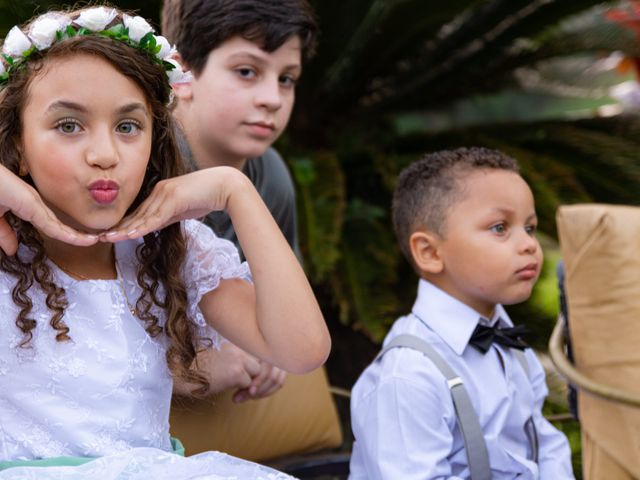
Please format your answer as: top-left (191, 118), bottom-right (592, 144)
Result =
top-left (392, 147), bottom-right (519, 266)
top-left (161, 0), bottom-right (318, 76)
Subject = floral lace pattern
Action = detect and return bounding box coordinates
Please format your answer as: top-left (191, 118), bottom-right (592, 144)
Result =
top-left (0, 220), bottom-right (263, 478)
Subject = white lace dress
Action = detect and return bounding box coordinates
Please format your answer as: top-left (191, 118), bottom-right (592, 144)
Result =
top-left (0, 220), bottom-right (294, 479)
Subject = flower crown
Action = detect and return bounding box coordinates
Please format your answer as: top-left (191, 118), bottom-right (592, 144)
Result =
top-left (0, 7), bottom-right (189, 89)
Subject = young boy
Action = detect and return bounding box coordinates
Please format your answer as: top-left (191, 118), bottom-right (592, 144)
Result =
top-left (161, 0), bottom-right (318, 400)
top-left (349, 148), bottom-right (574, 479)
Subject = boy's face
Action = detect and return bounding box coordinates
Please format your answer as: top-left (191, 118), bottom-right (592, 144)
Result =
top-left (431, 169), bottom-right (542, 318)
top-left (180, 35), bottom-right (301, 164)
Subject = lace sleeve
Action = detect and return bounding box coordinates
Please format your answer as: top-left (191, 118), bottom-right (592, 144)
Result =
top-left (182, 219), bottom-right (252, 347)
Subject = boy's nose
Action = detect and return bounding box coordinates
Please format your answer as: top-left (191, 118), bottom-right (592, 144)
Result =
top-left (518, 231), bottom-right (539, 254)
top-left (85, 130), bottom-right (119, 169)
top-left (255, 77), bottom-right (283, 111)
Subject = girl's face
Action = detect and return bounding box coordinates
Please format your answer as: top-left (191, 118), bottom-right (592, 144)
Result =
top-left (20, 54), bottom-right (152, 233)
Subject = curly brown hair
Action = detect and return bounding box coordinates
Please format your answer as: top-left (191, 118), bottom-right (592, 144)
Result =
top-left (0, 10), bottom-right (210, 395)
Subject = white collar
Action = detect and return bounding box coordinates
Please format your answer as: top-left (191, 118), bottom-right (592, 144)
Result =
top-left (410, 279), bottom-right (513, 356)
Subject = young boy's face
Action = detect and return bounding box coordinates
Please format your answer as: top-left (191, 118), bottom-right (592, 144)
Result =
top-left (183, 35), bottom-right (301, 164)
top-left (433, 169), bottom-right (542, 318)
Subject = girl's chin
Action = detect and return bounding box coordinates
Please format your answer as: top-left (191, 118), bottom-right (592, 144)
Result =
top-left (62, 218), bottom-right (123, 235)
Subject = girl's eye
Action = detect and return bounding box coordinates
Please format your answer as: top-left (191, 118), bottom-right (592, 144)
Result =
top-left (525, 224), bottom-right (537, 235)
top-left (279, 74), bottom-right (297, 88)
top-left (236, 67), bottom-right (257, 79)
top-left (56, 119), bottom-right (81, 134)
top-left (116, 121), bottom-right (141, 135)
top-left (490, 223), bottom-right (507, 234)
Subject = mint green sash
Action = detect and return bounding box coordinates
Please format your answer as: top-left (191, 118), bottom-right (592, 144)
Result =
top-left (0, 437), bottom-right (185, 471)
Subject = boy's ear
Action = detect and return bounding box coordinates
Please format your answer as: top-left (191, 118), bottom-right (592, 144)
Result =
top-left (169, 52), bottom-right (193, 101)
top-left (409, 230), bottom-right (444, 274)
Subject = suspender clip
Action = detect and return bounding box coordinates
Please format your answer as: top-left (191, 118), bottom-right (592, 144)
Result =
top-left (447, 377), bottom-right (463, 389)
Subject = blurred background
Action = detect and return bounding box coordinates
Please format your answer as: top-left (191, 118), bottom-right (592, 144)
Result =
top-left (4, 1), bottom-right (640, 475)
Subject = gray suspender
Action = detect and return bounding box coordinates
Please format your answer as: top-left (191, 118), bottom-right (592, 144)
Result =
top-left (378, 333), bottom-right (539, 480)
top-left (378, 334), bottom-right (492, 480)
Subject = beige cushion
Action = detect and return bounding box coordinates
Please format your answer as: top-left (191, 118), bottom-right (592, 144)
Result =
top-left (169, 367), bottom-right (343, 462)
top-left (556, 204), bottom-right (640, 477)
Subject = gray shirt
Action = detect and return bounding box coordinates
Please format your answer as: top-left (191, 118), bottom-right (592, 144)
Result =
top-left (176, 127), bottom-right (300, 260)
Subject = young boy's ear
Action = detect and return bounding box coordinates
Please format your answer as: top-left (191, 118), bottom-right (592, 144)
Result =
top-left (409, 230), bottom-right (444, 275)
top-left (169, 52), bottom-right (193, 101)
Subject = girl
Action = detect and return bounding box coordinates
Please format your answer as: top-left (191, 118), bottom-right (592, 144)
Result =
top-left (0, 6), bottom-right (330, 479)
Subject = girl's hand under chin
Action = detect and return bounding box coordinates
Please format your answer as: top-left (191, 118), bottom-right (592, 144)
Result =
top-left (0, 164), bottom-right (99, 256)
top-left (101, 166), bottom-right (245, 242)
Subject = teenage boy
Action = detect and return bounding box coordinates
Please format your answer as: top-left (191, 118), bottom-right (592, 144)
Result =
top-left (349, 148), bottom-right (574, 479)
top-left (161, 0), bottom-right (318, 401)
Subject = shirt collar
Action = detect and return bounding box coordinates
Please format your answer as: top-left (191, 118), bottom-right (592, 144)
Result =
top-left (410, 279), bottom-right (513, 356)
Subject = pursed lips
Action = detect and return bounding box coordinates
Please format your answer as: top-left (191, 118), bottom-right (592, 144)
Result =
top-left (88, 179), bottom-right (119, 205)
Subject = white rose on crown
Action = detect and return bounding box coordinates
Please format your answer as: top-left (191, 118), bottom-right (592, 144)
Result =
top-left (154, 35), bottom-right (174, 60)
top-left (75, 7), bottom-right (117, 32)
top-left (124, 15), bottom-right (154, 43)
top-left (3, 26), bottom-right (32, 57)
top-left (29, 15), bottom-right (70, 50)
top-left (165, 58), bottom-right (191, 85)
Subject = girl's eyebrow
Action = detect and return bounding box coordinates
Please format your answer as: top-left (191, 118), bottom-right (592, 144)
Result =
top-left (117, 102), bottom-right (149, 116)
top-left (45, 100), bottom-right (87, 114)
top-left (44, 101), bottom-right (148, 116)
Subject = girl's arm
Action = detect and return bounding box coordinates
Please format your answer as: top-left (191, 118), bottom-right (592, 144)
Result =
top-left (0, 164), bottom-right (98, 255)
top-left (104, 167), bottom-right (331, 374)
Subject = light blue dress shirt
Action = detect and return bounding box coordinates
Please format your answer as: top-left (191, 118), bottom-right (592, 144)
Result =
top-left (349, 279), bottom-right (574, 479)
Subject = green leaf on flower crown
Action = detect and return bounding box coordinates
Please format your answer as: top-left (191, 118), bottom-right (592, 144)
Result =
top-left (65, 25), bottom-right (76, 38)
top-left (1, 54), bottom-right (14, 66)
top-left (55, 30), bottom-right (64, 42)
top-left (21, 46), bottom-right (36, 58)
top-left (106, 24), bottom-right (127, 37)
top-left (139, 32), bottom-right (154, 49)
top-left (76, 27), bottom-right (89, 37)
top-left (0, 72), bottom-right (8, 83)
top-left (162, 60), bottom-right (176, 71)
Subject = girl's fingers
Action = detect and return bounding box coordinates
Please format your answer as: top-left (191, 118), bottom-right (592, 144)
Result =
top-left (0, 216), bottom-right (18, 256)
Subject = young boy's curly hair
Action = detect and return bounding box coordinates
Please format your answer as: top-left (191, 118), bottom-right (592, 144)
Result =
top-left (392, 147), bottom-right (519, 269)
top-left (161, 0), bottom-right (318, 76)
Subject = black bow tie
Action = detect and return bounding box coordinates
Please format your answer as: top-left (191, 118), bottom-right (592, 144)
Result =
top-left (468, 322), bottom-right (529, 354)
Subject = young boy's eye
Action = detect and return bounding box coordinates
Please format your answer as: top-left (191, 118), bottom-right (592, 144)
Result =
top-left (55, 119), bottom-right (82, 134)
top-left (236, 67), bottom-right (257, 79)
top-left (279, 74), bottom-right (297, 88)
top-left (490, 223), bottom-right (507, 234)
top-left (116, 121), bottom-right (141, 135)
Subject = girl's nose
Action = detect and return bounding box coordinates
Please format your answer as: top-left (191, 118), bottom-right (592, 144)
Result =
top-left (85, 129), bottom-right (119, 169)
